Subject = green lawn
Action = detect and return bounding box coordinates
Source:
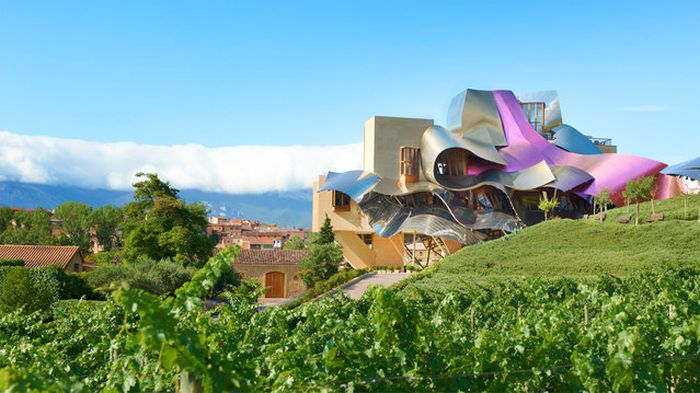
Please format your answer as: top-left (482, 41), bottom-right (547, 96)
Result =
top-left (588, 192), bottom-right (700, 224)
top-left (397, 194), bottom-right (700, 296)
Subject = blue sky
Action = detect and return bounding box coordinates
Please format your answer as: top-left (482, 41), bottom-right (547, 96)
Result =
top-left (0, 1), bottom-right (699, 192)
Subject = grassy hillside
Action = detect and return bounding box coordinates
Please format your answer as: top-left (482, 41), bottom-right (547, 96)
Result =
top-left (398, 194), bottom-right (700, 296)
top-left (588, 192), bottom-right (700, 224)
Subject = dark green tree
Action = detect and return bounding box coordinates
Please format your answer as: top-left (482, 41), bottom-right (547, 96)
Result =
top-left (122, 173), bottom-right (215, 266)
top-left (0, 207), bottom-right (14, 233)
top-left (299, 243), bottom-right (344, 287)
top-left (54, 201), bottom-right (94, 251)
top-left (91, 205), bottom-right (124, 251)
top-left (0, 209), bottom-right (55, 245)
top-left (300, 215), bottom-right (342, 287)
top-left (0, 268), bottom-right (57, 315)
top-left (318, 214), bottom-right (335, 244)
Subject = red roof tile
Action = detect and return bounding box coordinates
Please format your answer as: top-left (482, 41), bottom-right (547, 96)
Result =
top-left (241, 236), bottom-right (277, 245)
top-left (0, 245), bottom-right (81, 269)
top-left (234, 249), bottom-right (308, 265)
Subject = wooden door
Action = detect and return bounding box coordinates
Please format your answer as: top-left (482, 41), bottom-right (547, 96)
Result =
top-left (264, 271), bottom-right (285, 298)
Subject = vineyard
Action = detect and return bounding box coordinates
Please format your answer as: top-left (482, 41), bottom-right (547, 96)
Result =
top-left (1, 244), bottom-right (698, 392)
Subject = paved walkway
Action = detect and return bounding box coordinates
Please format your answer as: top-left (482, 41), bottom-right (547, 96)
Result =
top-left (257, 272), bottom-right (413, 310)
top-left (258, 297), bottom-right (295, 308)
top-left (341, 272), bottom-right (412, 300)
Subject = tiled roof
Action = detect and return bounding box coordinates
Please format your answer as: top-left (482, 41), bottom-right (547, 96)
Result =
top-left (242, 236), bottom-right (277, 245)
top-left (235, 249), bottom-right (309, 265)
top-left (0, 245), bottom-right (81, 269)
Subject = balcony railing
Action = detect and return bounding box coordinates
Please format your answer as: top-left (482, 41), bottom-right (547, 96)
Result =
top-left (586, 136), bottom-right (613, 146)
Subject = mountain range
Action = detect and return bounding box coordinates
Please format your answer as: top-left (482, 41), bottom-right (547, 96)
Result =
top-left (0, 181), bottom-right (312, 228)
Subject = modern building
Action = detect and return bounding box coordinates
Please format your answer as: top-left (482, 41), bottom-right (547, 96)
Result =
top-left (232, 249), bottom-right (308, 299)
top-left (313, 89), bottom-right (685, 269)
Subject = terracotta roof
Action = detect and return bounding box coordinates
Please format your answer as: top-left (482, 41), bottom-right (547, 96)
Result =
top-left (235, 249), bottom-right (309, 265)
top-left (242, 231), bottom-right (283, 237)
top-left (241, 236), bottom-right (277, 245)
top-left (0, 245), bottom-right (81, 269)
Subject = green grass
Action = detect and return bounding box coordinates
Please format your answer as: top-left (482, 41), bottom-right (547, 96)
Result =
top-left (397, 194), bottom-right (700, 296)
top-left (590, 193), bottom-right (700, 223)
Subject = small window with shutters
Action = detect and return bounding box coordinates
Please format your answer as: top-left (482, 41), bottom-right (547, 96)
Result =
top-left (400, 146), bottom-right (420, 183)
top-left (332, 190), bottom-right (351, 212)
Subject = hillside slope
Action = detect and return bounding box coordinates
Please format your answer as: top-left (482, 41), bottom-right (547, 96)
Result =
top-left (398, 194), bottom-right (700, 295)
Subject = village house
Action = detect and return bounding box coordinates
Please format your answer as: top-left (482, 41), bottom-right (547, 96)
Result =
top-left (207, 216), bottom-right (309, 251)
top-left (0, 245), bottom-right (84, 272)
top-left (232, 249), bottom-right (308, 299)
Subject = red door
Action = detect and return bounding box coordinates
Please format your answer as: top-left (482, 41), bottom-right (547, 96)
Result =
top-left (264, 272), bottom-right (285, 298)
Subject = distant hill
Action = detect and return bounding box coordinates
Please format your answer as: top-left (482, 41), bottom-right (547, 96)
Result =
top-left (0, 181), bottom-right (312, 228)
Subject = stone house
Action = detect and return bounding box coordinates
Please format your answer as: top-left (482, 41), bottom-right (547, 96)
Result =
top-left (232, 249), bottom-right (308, 299)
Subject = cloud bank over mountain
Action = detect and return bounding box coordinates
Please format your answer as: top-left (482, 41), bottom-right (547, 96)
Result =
top-left (0, 131), bottom-right (362, 194)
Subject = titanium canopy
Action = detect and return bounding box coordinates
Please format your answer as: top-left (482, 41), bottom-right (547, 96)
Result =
top-left (318, 88), bottom-right (684, 244)
top-left (661, 156), bottom-right (700, 180)
top-left (551, 125), bottom-right (603, 155)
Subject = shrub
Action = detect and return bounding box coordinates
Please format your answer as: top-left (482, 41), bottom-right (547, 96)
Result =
top-left (85, 258), bottom-right (197, 298)
top-left (371, 265), bottom-right (404, 272)
top-left (0, 259), bottom-right (24, 267)
top-left (282, 235), bottom-right (305, 250)
top-left (210, 262), bottom-right (239, 296)
top-left (0, 267), bottom-right (57, 314)
top-left (62, 273), bottom-right (94, 299)
top-left (90, 251), bottom-right (123, 265)
top-left (32, 265), bottom-right (93, 300)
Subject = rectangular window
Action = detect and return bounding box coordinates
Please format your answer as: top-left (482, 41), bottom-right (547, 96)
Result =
top-left (518, 192), bottom-right (541, 211)
top-left (403, 192), bottom-right (433, 208)
top-left (358, 233), bottom-right (373, 249)
top-left (332, 190), bottom-right (351, 212)
top-left (400, 146), bottom-right (420, 183)
top-left (476, 192), bottom-right (493, 212)
top-left (521, 102), bottom-right (546, 133)
top-left (440, 149), bottom-right (468, 176)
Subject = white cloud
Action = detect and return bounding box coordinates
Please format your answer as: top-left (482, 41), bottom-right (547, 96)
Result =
top-left (617, 104), bottom-right (671, 113)
top-left (0, 131), bottom-right (362, 193)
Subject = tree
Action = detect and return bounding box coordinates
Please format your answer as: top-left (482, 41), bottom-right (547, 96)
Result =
top-left (594, 188), bottom-right (611, 223)
top-left (0, 207), bottom-right (13, 233)
top-left (0, 209), bottom-right (55, 245)
top-left (283, 235), bottom-right (305, 250)
top-left (91, 205), bottom-right (124, 252)
top-left (0, 268), bottom-right (57, 315)
top-left (122, 173), bottom-right (215, 266)
top-left (624, 176), bottom-right (656, 225)
top-left (54, 202), bottom-right (94, 251)
top-left (538, 191), bottom-right (559, 221)
top-left (679, 180), bottom-right (700, 220)
top-left (299, 243), bottom-right (344, 287)
top-left (300, 215), bottom-right (342, 287)
top-left (318, 214), bottom-right (335, 244)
